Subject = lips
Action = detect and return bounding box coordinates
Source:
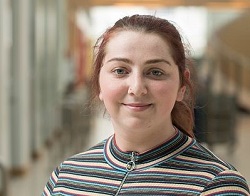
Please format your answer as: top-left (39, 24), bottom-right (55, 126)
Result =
top-left (122, 103), bottom-right (152, 111)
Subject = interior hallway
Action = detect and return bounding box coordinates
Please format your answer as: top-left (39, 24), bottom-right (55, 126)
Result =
top-left (8, 111), bottom-right (250, 196)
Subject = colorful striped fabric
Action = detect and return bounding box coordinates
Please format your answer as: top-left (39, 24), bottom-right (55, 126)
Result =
top-left (42, 130), bottom-right (250, 195)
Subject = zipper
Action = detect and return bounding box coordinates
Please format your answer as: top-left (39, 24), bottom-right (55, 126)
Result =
top-left (115, 152), bottom-right (137, 196)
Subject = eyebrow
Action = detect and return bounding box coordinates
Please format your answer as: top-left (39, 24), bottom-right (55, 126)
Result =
top-left (145, 59), bottom-right (171, 66)
top-left (106, 57), bottom-right (132, 64)
top-left (106, 57), bottom-right (172, 66)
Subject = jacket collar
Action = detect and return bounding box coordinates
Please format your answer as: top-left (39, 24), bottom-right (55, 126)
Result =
top-left (104, 129), bottom-right (195, 172)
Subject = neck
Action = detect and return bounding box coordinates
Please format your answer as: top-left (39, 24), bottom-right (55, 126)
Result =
top-left (113, 126), bottom-right (177, 154)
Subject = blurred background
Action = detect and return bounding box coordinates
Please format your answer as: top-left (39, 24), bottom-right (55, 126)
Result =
top-left (0, 0), bottom-right (250, 195)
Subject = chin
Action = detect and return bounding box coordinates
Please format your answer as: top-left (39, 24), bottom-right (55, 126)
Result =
top-left (123, 118), bottom-right (151, 130)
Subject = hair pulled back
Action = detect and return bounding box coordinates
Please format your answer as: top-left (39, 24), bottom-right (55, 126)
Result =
top-left (90, 14), bottom-right (195, 137)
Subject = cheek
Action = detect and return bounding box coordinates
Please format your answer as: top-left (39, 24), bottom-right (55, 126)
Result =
top-left (99, 79), bottom-right (125, 103)
top-left (101, 88), bottom-right (119, 102)
top-left (99, 84), bottom-right (125, 115)
top-left (151, 82), bottom-right (181, 107)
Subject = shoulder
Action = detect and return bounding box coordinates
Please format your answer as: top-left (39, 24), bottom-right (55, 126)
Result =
top-left (62, 139), bottom-right (107, 166)
top-left (201, 170), bottom-right (250, 195)
top-left (181, 140), bottom-right (237, 172)
top-left (42, 139), bottom-right (108, 195)
top-left (181, 140), bottom-right (249, 194)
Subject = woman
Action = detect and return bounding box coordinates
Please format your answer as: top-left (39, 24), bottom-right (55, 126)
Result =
top-left (43, 15), bottom-right (249, 195)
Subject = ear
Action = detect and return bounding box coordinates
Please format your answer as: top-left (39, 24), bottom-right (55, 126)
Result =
top-left (176, 69), bottom-right (190, 102)
top-left (99, 92), bottom-right (103, 101)
top-left (176, 85), bottom-right (186, 101)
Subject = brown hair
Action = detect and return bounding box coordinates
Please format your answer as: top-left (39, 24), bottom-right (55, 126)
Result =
top-left (90, 14), bottom-right (195, 137)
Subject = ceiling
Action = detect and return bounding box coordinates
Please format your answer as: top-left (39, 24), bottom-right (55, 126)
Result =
top-left (71, 0), bottom-right (250, 9)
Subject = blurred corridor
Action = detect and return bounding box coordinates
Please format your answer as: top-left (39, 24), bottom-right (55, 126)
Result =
top-left (1, 0), bottom-right (250, 195)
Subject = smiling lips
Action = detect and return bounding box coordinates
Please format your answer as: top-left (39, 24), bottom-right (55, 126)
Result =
top-left (123, 103), bottom-right (152, 111)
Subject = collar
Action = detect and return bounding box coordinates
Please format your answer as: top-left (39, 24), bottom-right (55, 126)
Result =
top-left (104, 129), bottom-right (195, 172)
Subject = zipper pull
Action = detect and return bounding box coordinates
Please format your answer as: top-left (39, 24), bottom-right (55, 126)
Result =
top-left (115, 152), bottom-right (137, 196)
top-left (126, 151), bottom-right (136, 171)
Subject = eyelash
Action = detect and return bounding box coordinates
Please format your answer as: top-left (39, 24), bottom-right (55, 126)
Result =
top-left (111, 67), bottom-right (166, 79)
top-left (148, 69), bottom-right (164, 76)
top-left (112, 68), bottom-right (129, 76)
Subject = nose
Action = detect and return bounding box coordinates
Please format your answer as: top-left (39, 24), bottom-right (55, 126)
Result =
top-left (128, 73), bottom-right (147, 96)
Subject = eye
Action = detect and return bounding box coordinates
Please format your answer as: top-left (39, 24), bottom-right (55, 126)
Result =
top-left (150, 70), bottom-right (163, 76)
top-left (112, 68), bottom-right (129, 76)
top-left (146, 69), bottom-right (166, 79)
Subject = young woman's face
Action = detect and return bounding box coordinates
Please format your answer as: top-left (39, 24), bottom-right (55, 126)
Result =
top-left (99, 31), bottom-right (186, 133)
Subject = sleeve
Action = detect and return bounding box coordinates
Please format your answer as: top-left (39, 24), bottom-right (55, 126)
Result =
top-left (42, 165), bottom-right (62, 196)
top-left (201, 170), bottom-right (250, 196)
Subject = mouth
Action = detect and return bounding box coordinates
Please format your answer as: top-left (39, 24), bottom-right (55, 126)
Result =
top-left (122, 103), bottom-right (153, 111)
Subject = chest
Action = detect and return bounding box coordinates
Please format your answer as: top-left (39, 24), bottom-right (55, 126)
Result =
top-left (53, 165), bottom-right (209, 195)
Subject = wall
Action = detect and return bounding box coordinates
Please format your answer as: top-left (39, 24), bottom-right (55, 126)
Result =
top-left (0, 0), bottom-right (11, 167)
top-left (0, 0), bottom-right (69, 174)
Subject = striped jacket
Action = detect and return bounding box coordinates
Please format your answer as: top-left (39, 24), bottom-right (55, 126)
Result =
top-left (42, 130), bottom-right (250, 195)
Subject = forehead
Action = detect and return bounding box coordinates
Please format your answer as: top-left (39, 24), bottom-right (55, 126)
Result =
top-left (105, 30), bottom-right (171, 56)
top-left (108, 30), bottom-right (166, 45)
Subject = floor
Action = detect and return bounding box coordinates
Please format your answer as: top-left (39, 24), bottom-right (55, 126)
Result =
top-left (7, 111), bottom-right (250, 196)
